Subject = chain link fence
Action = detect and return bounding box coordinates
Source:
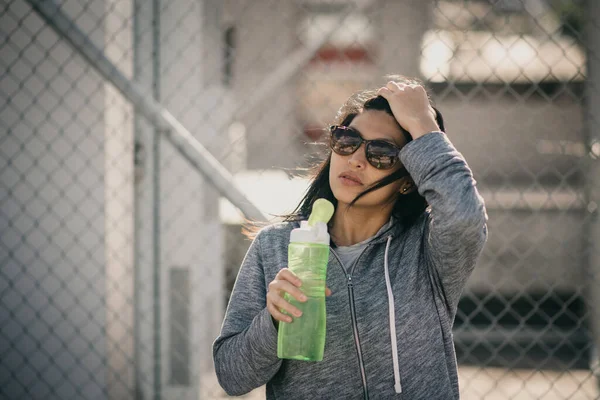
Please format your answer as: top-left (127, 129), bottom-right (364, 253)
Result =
top-left (1, 0), bottom-right (600, 399)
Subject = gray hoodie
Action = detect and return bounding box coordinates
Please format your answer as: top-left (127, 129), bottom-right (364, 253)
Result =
top-left (213, 132), bottom-right (488, 399)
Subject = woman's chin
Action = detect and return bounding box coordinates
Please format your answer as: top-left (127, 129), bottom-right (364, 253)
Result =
top-left (332, 194), bottom-right (370, 209)
top-left (331, 188), bottom-right (358, 205)
top-left (333, 190), bottom-right (395, 210)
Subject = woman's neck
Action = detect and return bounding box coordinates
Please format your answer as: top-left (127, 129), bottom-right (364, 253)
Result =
top-left (329, 205), bottom-right (392, 247)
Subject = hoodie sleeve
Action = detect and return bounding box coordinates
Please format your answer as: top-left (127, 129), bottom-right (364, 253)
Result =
top-left (212, 229), bottom-right (282, 396)
top-left (400, 131), bottom-right (488, 320)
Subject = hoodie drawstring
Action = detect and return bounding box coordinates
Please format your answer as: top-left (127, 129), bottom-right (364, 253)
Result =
top-left (384, 235), bottom-right (402, 394)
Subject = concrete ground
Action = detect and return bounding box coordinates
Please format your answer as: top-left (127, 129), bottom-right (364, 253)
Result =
top-left (458, 366), bottom-right (598, 400)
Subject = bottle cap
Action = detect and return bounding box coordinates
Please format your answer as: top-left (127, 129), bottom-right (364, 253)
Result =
top-left (290, 199), bottom-right (335, 245)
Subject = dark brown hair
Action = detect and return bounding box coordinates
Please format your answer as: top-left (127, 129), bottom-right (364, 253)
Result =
top-left (243, 75), bottom-right (445, 239)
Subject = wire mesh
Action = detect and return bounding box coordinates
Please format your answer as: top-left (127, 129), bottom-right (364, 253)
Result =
top-left (1, 0), bottom-right (599, 399)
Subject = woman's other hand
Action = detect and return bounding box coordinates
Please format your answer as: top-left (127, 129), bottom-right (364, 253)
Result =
top-left (377, 81), bottom-right (439, 140)
top-left (267, 268), bottom-right (332, 325)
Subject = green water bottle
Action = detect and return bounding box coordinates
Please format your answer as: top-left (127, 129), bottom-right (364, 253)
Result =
top-left (277, 199), bottom-right (335, 361)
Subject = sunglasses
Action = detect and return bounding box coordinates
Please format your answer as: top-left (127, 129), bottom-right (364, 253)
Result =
top-left (329, 125), bottom-right (402, 170)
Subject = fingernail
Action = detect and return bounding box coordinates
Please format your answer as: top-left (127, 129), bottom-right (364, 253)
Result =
top-left (300, 294), bottom-right (307, 301)
top-left (286, 317), bottom-right (293, 323)
top-left (295, 311), bottom-right (302, 317)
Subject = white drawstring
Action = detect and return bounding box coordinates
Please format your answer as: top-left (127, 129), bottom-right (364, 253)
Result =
top-left (383, 236), bottom-right (402, 394)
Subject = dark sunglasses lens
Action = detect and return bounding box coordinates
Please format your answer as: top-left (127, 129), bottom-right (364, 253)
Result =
top-left (331, 127), bottom-right (361, 155)
top-left (366, 141), bottom-right (399, 169)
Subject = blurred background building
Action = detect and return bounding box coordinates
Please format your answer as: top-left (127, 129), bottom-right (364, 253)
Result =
top-left (1, 0), bottom-right (600, 399)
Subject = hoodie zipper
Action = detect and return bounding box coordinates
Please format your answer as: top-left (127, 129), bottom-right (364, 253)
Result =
top-left (331, 247), bottom-right (371, 400)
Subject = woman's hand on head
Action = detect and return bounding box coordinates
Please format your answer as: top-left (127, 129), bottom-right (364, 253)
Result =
top-left (267, 268), bottom-right (332, 326)
top-left (377, 81), bottom-right (439, 140)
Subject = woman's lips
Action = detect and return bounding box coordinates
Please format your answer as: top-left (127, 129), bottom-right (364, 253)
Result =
top-left (339, 174), bottom-right (363, 186)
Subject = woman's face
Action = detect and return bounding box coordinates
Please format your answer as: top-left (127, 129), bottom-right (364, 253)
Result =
top-left (329, 110), bottom-right (411, 209)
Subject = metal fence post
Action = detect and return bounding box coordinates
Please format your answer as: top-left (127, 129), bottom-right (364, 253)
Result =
top-left (104, 0), bottom-right (136, 397)
top-left (133, 0), bottom-right (161, 398)
top-left (585, 0), bottom-right (600, 388)
top-left (151, 2), bottom-right (162, 399)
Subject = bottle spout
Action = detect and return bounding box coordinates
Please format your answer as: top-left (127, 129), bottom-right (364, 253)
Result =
top-left (307, 199), bottom-right (335, 227)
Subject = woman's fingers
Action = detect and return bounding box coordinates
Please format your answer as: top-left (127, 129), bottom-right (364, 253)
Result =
top-left (267, 289), bottom-right (303, 323)
top-left (274, 279), bottom-right (307, 303)
top-left (388, 80), bottom-right (409, 91)
top-left (277, 268), bottom-right (302, 287)
top-left (267, 268), bottom-right (334, 324)
top-left (267, 301), bottom-right (293, 323)
top-left (267, 268), bottom-right (306, 323)
top-left (385, 81), bottom-right (424, 94)
top-left (272, 290), bottom-right (303, 316)
top-left (377, 86), bottom-right (392, 98)
top-left (267, 292), bottom-right (299, 323)
top-left (377, 81), bottom-right (437, 138)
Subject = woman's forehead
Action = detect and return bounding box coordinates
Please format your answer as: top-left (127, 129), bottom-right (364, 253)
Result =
top-left (349, 110), bottom-right (406, 145)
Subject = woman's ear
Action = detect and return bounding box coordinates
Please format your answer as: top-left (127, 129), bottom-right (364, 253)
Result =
top-left (399, 177), bottom-right (417, 195)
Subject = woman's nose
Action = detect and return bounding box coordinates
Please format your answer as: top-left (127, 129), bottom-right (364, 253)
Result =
top-left (348, 144), bottom-right (367, 169)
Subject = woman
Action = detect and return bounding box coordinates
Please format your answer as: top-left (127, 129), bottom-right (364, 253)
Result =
top-left (213, 76), bottom-right (488, 399)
